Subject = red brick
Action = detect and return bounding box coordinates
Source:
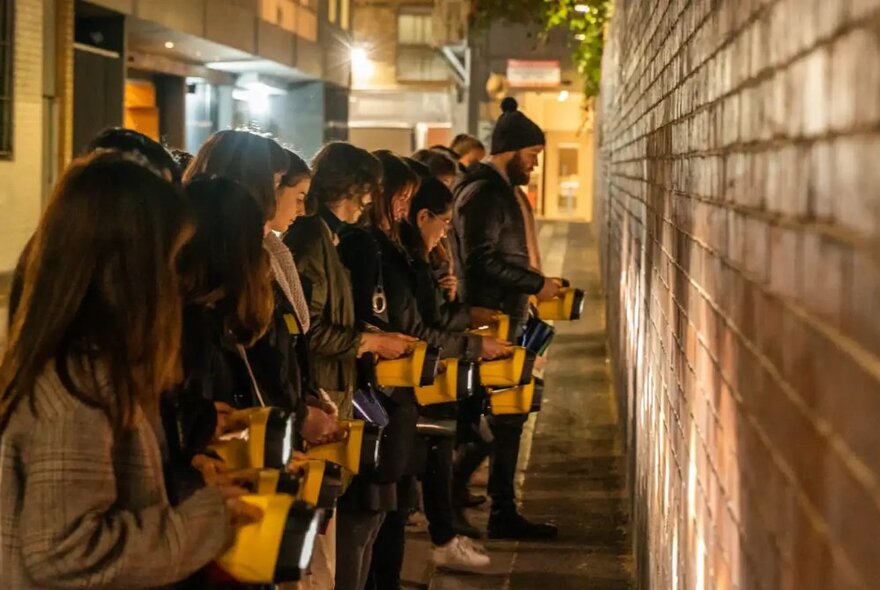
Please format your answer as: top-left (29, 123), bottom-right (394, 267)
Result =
top-left (829, 28), bottom-right (880, 130)
top-left (843, 250), bottom-right (880, 357)
top-left (800, 232), bottom-right (847, 327)
top-left (832, 135), bottom-right (880, 237)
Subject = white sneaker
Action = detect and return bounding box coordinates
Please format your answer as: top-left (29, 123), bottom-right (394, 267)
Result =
top-left (459, 536), bottom-right (488, 556)
top-left (432, 535), bottom-right (491, 572)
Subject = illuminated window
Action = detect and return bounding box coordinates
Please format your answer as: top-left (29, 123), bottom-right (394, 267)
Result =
top-left (0, 0), bottom-right (13, 159)
top-left (398, 7), bottom-right (432, 46)
top-left (397, 46), bottom-right (447, 82)
top-left (328, 0), bottom-right (337, 24)
top-left (340, 0), bottom-right (350, 30)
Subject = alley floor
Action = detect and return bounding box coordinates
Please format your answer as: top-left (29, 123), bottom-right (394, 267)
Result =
top-left (401, 221), bottom-right (633, 590)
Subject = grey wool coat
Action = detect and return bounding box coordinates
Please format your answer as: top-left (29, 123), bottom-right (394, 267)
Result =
top-left (0, 363), bottom-right (231, 589)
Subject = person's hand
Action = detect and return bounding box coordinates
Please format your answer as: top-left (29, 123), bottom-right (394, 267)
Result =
top-left (286, 451), bottom-right (310, 475)
top-left (480, 337), bottom-right (511, 360)
top-left (224, 495), bottom-right (264, 528)
top-left (192, 455), bottom-right (262, 526)
top-left (213, 402), bottom-right (236, 440)
top-left (533, 354), bottom-right (548, 373)
top-left (439, 274), bottom-right (458, 300)
top-left (192, 453), bottom-right (228, 486)
top-left (536, 277), bottom-right (562, 301)
top-left (469, 306), bottom-right (498, 328)
top-left (311, 392), bottom-right (339, 419)
top-left (300, 405), bottom-right (343, 445)
top-left (361, 332), bottom-right (418, 360)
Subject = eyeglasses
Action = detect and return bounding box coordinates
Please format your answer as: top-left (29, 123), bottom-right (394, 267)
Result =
top-left (429, 211), bottom-right (452, 227)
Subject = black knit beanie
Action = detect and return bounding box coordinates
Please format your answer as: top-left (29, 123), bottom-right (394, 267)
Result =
top-left (490, 97), bottom-right (546, 155)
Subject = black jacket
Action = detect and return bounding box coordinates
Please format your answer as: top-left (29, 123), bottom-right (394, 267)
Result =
top-left (337, 224), bottom-right (421, 512)
top-left (162, 305), bottom-right (255, 506)
top-left (399, 221), bottom-right (476, 351)
top-left (338, 224), bottom-right (481, 360)
top-left (453, 163), bottom-right (544, 334)
top-left (284, 212), bottom-right (360, 413)
top-left (246, 282), bottom-right (306, 411)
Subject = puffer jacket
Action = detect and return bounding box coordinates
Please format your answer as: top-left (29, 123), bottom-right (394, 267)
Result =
top-left (452, 163), bottom-right (544, 336)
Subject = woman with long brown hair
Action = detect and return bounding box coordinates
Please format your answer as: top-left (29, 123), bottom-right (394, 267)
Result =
top-left (337, 150), bottom-right (419, 590)
top-left (285, 142), bottom-right (415, 590)
top-left (0, 152), bottom-right (249, 589)
top-left (183, 128), bottom-right (289, 219)
top-left (173, 176), bottom-right (276, 409)
top-left (184, 132), bottom-right (339, 446)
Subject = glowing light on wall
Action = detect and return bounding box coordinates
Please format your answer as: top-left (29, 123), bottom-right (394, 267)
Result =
top-left (350, 46), bottom-right (375, 80)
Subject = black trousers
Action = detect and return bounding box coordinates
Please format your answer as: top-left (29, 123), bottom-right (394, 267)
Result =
top-left (365, 509), bottom-right (408, 590)
top-left (336, 506), bottom-right (386, 590)
top-left (421, 435), bottom-right (456, 546)
top-left (486, 413), bottom-right (528, 514)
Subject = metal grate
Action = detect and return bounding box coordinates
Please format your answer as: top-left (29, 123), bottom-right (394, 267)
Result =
top-left (0, 0), bottom-right (13, 159)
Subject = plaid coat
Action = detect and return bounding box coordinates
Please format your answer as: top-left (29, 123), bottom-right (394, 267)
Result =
top-left (0, 363), bottom-right (231, 589)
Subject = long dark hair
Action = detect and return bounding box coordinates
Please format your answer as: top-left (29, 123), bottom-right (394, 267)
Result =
top-left (183, 130), bottom-right (288, 221)
top-left (178, 177), bottom-right (274, 346)
top-left (281, 148), bottom-right (310, 187)
top-left (402, 177), bottom-right (454, 260)
top-left (0, 151), bottom-right (190, 433)
top-left (306, 142), bottom-right (382, 215)
top-left (368, 150), bottom-right (420, 237)
top-left (408, 177), bottom-right (453, 226)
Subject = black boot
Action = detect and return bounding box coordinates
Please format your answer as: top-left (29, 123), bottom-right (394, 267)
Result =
top-left (451, 508), bottom-right (483, 539)
top-left (487, 511), bottom-right (558, 540)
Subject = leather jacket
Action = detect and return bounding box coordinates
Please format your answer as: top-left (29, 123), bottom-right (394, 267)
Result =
top-left (284, 212), bottom-right (360, 416)
top-left (338, 224), bottom-right (481, 361)
top-left (453, 163), bottom-right (544, 335)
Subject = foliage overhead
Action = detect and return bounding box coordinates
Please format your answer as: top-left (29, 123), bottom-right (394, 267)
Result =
top-left (470, 0), bottom-right (613, 99)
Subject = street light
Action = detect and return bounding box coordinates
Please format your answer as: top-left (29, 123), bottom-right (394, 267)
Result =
top-left (350, 46), bottom-right (375, 79)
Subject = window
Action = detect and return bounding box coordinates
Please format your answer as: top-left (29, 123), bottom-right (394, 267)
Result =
top-left (0, 0), bottom-right (14, 159)
top-left (340, 0), bottom-right (350, 30)
top-left (397, 46), bottom-right (448, 82)
top-left (328, 0), bottom-right (337, 24)
top-left (398, 7), bottom-right (432, 46)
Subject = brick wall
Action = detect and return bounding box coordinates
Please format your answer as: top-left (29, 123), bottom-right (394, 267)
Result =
top-left (0, 0), bottom-right (44, 273)
top-left (595, 1), bottom-right (880, 589)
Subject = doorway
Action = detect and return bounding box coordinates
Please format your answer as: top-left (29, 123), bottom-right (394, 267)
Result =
top-left (541, 130), bottom-right (593, 221)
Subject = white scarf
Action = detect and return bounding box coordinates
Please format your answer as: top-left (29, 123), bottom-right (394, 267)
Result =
top-left (264, 232), bottom-right (310, 333)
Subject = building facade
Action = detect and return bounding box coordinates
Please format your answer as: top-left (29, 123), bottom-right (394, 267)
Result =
top-left (78, 0), bottom-right (352, 159)
top-left (348, 0), bottom-right (468, 154)
top-left (0, 0), bottom-right (69, 273)
top-left (0, 0), bottom-right (353, 275)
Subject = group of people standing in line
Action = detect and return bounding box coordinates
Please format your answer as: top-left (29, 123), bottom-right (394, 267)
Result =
top-left (0, 96), bottom-right (563, 589)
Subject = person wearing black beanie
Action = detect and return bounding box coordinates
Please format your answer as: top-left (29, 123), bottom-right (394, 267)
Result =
top-left (491, 97), bottom-right (546, 155)
top-left (449, 97), bottom-right (561, 541)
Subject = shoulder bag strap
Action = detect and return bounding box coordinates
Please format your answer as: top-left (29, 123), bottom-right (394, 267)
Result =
top-left (235, 344), bottom-right (267, 408)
